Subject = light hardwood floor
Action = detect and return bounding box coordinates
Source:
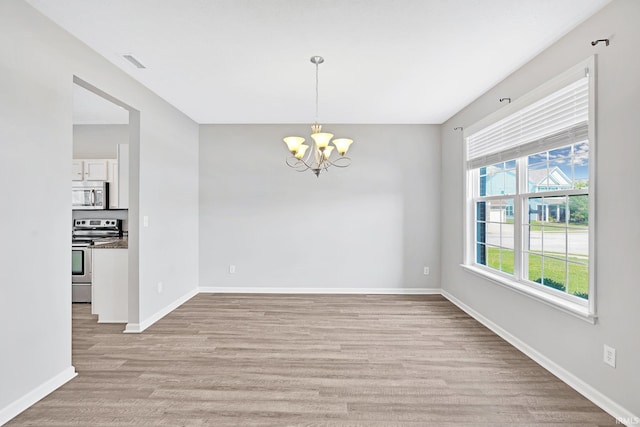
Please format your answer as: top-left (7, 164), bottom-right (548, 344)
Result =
top-left (9, 294), bottom-right (617, 426)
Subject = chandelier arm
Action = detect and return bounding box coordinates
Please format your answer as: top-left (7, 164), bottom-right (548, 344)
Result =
top-left (303, 145), bottom-right (316, 166)
top-left (286, 157), bottom-right (311, 171)
top-left (286, 152), bottom-right (319, 172)
top-left (299, 155), bottom-right (315, 170)
top-left (286, 154), bottom-right (351, 173)
top-left (324, 156), bottom-right (352, 168)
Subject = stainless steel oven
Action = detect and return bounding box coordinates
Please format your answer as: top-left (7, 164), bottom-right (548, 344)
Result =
top-left (71, 218), bottom-right (122, 303)
top-left (72, 242), bottom-right (92, 302)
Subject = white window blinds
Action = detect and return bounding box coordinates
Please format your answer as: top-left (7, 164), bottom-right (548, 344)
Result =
top-left (466, 67), bottom-right (590, 169)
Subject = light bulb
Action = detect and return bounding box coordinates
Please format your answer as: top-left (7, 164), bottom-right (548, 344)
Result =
top-left (295, 144), bottom-right (309, 159)
top-left (332, 138), bottom-right (353, 156)
top-left (311, 132), bottom-right (334, 149)
top-left (323, 146), bottom-right (334, 160)
top-left (283, 136), bottom-right (305, 153)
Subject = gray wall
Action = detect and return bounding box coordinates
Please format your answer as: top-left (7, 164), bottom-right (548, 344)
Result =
top-left (73, 124), bottom-right (128, 159)
top-left (0, 0), bottom-right (199, 419)
top-left (199, 124), bottom-right (440, 292)
top-left (440, 0), bottom-right (639, 416)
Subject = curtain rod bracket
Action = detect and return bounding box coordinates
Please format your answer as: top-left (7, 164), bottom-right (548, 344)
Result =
top-left (499, 97), bottom-right (511, 103)
top-left (591, 39), bottom-right (609, 46)
top-left (454, 127), bottom-right (463, 131)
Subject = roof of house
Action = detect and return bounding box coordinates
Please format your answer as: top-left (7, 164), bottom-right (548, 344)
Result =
top-left (528, 166), bottom-right (572, 187)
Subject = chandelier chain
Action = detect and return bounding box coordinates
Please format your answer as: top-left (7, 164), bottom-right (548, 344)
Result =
top-left (315, 61), bottom-right (319, 123)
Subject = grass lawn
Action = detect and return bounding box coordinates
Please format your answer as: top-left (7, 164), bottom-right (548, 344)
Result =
top-left (486, 247), bottom-right (588, 299)
top-left (528, 220), bottom-right (588, 232)
top-left (506, 219), bottom-right (588, 232)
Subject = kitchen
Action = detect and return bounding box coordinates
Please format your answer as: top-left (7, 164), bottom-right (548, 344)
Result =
top-left (71, 83), bottom-right (130, 323)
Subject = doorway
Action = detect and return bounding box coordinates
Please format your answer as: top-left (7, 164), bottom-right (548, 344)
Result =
top-left (71, 77), bottom-right (139, 330)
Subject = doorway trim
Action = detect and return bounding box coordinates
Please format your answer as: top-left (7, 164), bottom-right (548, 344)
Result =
top-left (73, 76), bottom-right (140, 330)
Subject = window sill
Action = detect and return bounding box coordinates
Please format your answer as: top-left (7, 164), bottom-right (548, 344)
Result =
top-left (460, 264), bottom-right (597, 324)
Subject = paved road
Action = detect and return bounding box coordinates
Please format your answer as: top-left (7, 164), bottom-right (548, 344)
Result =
top-left (487, 230), bottom-right (588, 257)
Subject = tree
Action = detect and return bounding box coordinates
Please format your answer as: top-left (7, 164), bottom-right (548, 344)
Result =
top-left (569, 194), bottom-right (588, 224)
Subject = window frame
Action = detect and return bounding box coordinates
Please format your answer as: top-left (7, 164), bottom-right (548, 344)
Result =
top-left (462, 57), bottom-right (597, 323)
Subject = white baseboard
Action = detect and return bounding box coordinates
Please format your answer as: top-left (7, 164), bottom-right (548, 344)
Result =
top-left (0, 366), bottom-right (76, 426)
top-left (198, 286), bottom-right (441, 295)
top-left (441, 290), bottom-right (638, 426)
top-left (124, 288), bottom-right (198, 333)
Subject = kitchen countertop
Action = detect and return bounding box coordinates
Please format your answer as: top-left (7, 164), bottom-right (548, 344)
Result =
top-left (92, 237), bottom-right (128, 249)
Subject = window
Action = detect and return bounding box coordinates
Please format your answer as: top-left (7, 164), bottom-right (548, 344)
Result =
top-left (463, 57), bottom-right (595, 320)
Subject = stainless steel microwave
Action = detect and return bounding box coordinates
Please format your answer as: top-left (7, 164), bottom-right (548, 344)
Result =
top-left (72, 182), bottom-right (109, 210)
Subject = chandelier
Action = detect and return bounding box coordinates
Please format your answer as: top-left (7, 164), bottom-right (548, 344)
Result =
top-left (283, 56), bottom-right (354, 177)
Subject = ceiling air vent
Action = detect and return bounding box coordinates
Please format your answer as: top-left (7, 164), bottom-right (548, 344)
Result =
top-left (122, 54), bottom-right (146, 69)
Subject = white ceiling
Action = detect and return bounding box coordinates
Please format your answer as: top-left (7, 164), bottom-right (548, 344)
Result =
top-left (28, 0), bottom-right (610, 125)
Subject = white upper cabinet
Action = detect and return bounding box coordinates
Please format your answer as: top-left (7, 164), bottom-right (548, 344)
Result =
top-left (83, 160), bottom-right (108, 181)
top-left (72, 159), bottom-right (109, 181)
top-left (72, 160), bottom-right (84, 181)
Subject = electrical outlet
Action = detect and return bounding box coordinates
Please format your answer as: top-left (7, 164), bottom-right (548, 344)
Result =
top-left (423, 266), bottom-right (430, 275)
top-left (157, 282), bottom-right (163, 293)
top-left (143, 216), bottom-right (149, 227)
top-left (229, 264), bottom-right (236, 274)
top-left (603, 345), bottom-right (616, 368)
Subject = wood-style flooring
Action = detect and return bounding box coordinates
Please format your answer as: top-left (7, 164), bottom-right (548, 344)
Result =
top-left (8, 294), bottom-right (617, 426)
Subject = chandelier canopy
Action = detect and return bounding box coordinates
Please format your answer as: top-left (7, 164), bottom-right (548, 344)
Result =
top-left (283, 56), bottom-right (354, 177)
